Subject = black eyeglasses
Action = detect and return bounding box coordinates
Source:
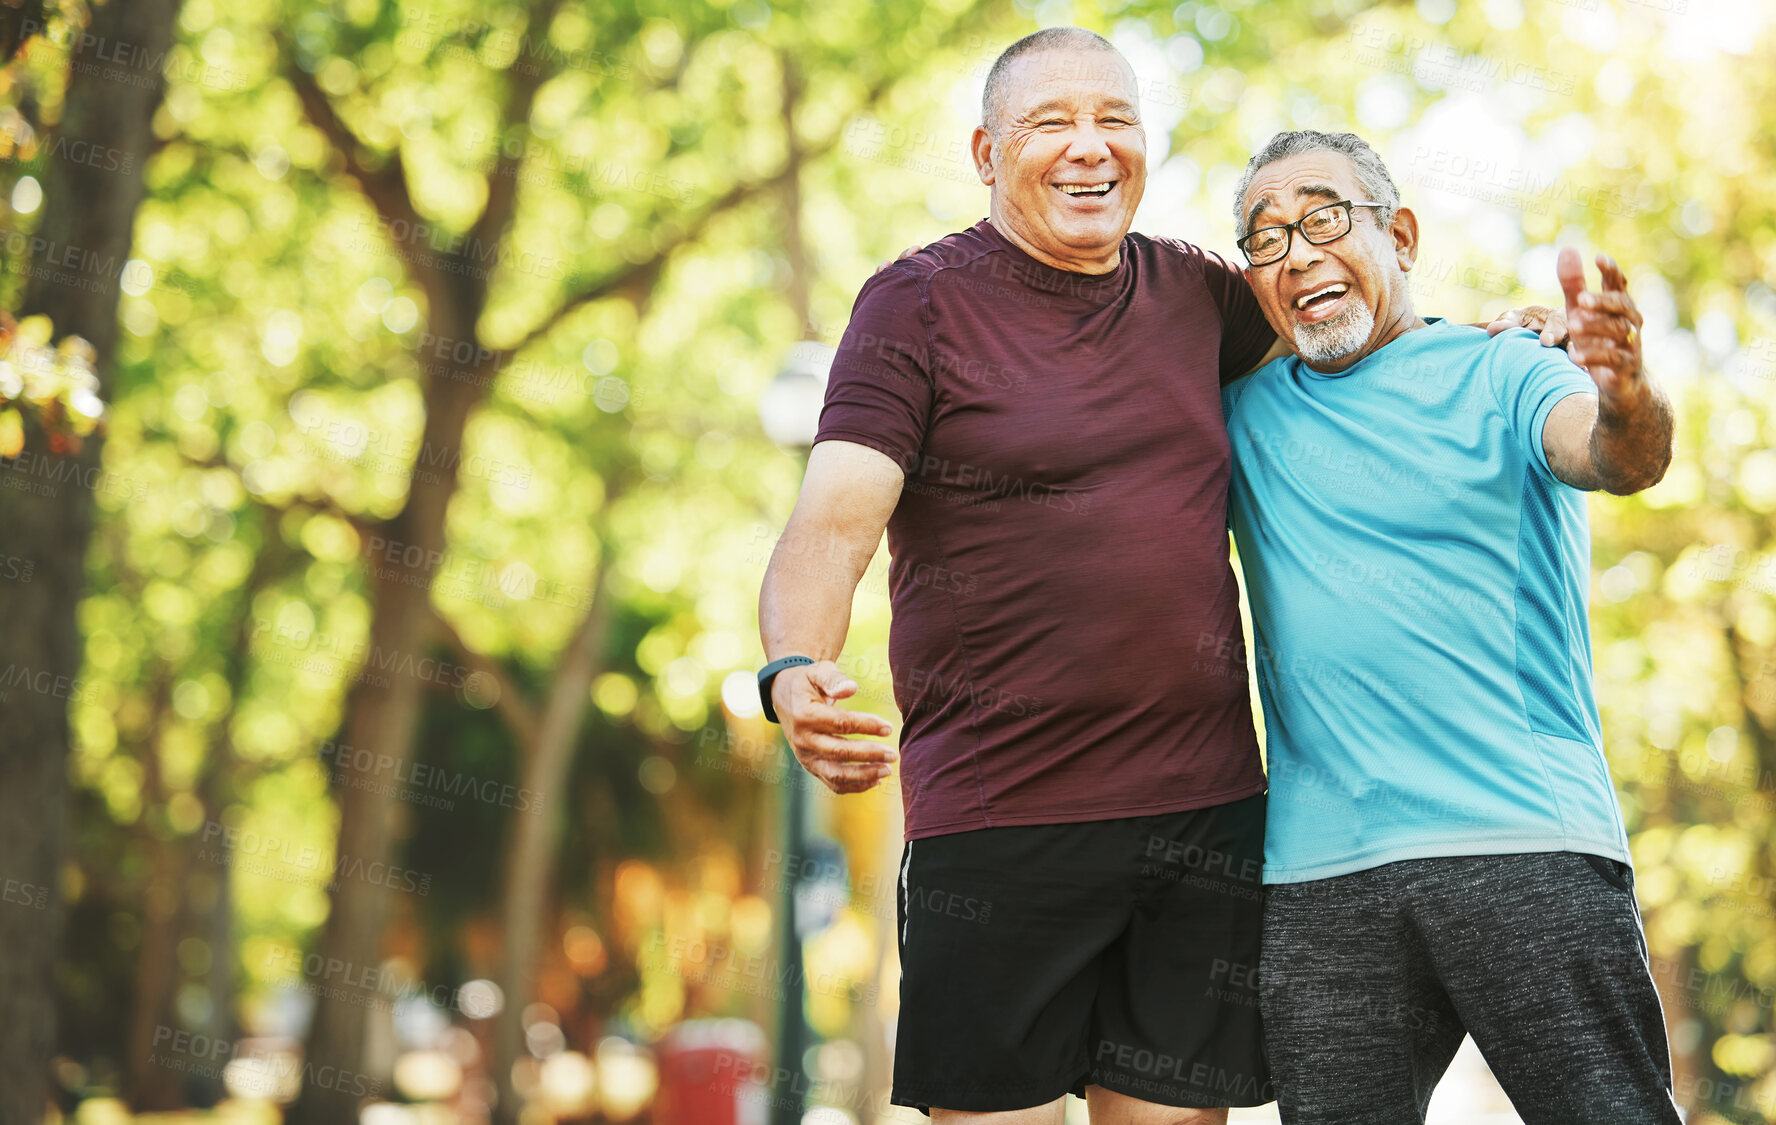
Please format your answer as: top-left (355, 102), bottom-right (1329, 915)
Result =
top-left (1237, 200), bottom-right (1388, 267)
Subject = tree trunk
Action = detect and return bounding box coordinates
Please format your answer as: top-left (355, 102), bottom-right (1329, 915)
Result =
top-left (289, 356), bottom-right (491, 1123)
top-left (282, 15), bottom-right (908, 1119)
top-left (0, 0), bottom-right (181, 1119)
top-left (491, 569), bottom-right (613, 1125)
top-left (125, 835), bottom-right (190, 1109)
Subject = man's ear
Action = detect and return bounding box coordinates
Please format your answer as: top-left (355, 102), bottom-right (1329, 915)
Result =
top-left (971, 125), bottom-right (996, 187)
top-left (1391, 205), bottom-right (1419, 271)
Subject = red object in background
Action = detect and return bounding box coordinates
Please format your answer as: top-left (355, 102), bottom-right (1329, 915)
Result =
top-left (655, 1019), bottom-right (769, 1125)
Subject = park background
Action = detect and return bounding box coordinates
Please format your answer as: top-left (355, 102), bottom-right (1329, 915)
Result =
top-left (0, 0), bottom-right (1772, 1121)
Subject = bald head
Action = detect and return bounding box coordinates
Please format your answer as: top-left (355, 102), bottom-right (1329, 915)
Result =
top-left (968, 27), bottom-right (1145, 275)
top-left (981, 27), bottom-right (1127, 137)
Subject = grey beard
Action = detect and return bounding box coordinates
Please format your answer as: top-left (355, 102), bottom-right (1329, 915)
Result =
top-left (1293, 299), bottom-right (1375, 365)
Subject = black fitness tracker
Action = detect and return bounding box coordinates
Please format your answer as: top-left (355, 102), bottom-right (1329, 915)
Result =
top-left (757, 655), bottom-right (815, 723)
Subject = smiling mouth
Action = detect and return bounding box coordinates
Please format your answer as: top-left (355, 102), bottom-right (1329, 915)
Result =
top-left (1292, 282), bottom-right (1351, 322)
top-left (1055, 181), bottom-right (1116, 200)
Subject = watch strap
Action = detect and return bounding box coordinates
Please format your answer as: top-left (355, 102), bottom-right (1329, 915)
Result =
top-left (757, 655), bottom-right (816, 723)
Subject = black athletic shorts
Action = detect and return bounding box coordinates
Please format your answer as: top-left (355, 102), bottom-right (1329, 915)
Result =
top-left (891, 793), bottom-right (1272, 1114)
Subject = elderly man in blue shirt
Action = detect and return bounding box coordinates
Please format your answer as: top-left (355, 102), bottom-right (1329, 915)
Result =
top-left (1221, 129), bottom-right (1680, 1125)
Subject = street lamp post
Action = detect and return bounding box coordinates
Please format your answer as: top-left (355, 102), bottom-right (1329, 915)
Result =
top-left (757, 341), bottom-right (835, 1125)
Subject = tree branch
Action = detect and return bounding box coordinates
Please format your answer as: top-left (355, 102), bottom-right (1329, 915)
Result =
top-left (533, 565), bottom-right (611, 754)
top-left (429, 606), bottom-right (540, 750)
top-left (492, 67), bottom-right (903, 359)
top-left (282, 58), bottom-right (425, 242)
top-left (468, 0), bottom-right (566, 254)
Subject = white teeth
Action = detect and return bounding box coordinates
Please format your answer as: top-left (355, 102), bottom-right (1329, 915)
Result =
top-left (1058, 183), bottom-right (1113, 195)
top-left (1295, 284), bottom-right (1349, 309)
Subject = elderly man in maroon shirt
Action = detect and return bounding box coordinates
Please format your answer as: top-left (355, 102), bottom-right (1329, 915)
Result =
top-left (757, 26), bottom-right (1552, 1125)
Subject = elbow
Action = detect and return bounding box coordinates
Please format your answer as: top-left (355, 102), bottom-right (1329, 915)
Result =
top-left (1601, 446), bottom-right (1673, 497)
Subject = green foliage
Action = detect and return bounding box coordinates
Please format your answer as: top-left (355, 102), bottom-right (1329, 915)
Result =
top-left (15, 0), bottom-right (1772, 1118)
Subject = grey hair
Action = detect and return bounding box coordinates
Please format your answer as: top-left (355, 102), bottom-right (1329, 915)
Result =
top-left (1231, 130), bottom-right (1402, 238)
top-left (981, 27), bottom-right (1125, 136)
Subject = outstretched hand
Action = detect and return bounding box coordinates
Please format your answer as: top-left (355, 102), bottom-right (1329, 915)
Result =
top-left (772, 660), bottom-right (898, 794)
top-left (1558, 246), bottom-right (1645, 405)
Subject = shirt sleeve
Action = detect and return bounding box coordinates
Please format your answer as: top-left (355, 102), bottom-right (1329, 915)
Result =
top-left (1487, 327), bottom-right (1597, 486)
top-left (1197, 245), bottom-right (1277, 383)
top-left (813, 266), bottom-right (934, 472)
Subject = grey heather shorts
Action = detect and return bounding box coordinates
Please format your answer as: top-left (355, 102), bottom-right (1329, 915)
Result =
top-left (1259, 851), bottom-right (1682, 1125)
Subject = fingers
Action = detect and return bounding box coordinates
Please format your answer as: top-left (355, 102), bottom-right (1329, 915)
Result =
top-left (1571, 289), bottom-right (1641, 323)
top-left (809, 761), bottom-right (890, 794)
top-left (773, 660), bottom-right (899, 793)
top-left (790, 701), bottom-right (894, 739)
top-left (1484, 309), bottom-right (1524, 336)
top-left (1569, 342), bottom-right (1640, 373)
top-left (1558, 250), bottom-right (1638, 340)
top-left (1595, 252), bottom-right (1629, 293)
top-left (792, 662), bottom-right (893, 736)
top-left (875, 246), bottom-right (925, 275)
top-left (1538, 309), bottom-right (1568, 347)
top-left (1556, 245), bottom-right (1588, 312)
top-left (1558, 251), bottom-right (1639, 376)
top-left (805, 661), bottom-right (859, 699)
top-left (792, 737), bottom-right (897, 794)
top-left (1569, 314), bottom-right (1639, 349)
top-left (794, 730), bottom-right (899, 764)
top-left (1488, 304), bottom-right (1568, 347)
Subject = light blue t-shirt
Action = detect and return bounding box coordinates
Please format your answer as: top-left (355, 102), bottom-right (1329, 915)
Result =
top-left (1222, 322), bottom-right (1631, 884)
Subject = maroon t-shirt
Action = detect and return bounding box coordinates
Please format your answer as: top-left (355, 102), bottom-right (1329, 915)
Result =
top-left (816, 219), bottom-right (1275, 839)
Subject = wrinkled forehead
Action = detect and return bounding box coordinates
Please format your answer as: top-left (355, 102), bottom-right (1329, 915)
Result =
top-left (997, 47), bottom-right (1139, 118)
top-left (1242, 152), bottom-right (1363, 227)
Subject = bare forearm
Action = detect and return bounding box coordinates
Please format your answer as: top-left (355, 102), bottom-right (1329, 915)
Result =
top-left (1589, 376), bottom-right (1673, 495)
top-left (758, 525), bottom-right (875, 661)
